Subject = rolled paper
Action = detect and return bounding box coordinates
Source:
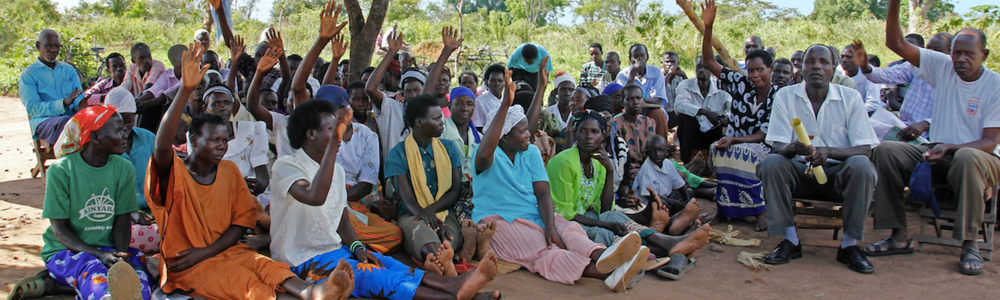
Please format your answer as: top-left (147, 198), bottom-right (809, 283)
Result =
top-left (791, 118), bottom-right (828, 185)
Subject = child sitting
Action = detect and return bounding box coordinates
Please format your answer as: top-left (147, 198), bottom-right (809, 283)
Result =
top-left (628, 135), bottom-right (702, 235)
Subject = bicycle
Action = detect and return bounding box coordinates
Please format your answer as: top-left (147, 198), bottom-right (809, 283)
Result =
top-left (62, 37), bottom-right (107, 88)
top-left (458, 43), bottom-right (510, 74)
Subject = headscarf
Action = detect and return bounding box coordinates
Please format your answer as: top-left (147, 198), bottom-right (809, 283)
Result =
top-left (55, 106), bottom-right (118, 158)
top-left (315, 85), bottom-right (350, 107)
top-left (553, 72), bottom-right (576, 89)
top-left (575, 85), bottom-right (599, 99)
top-left (449, 86), bottom-right (476, 102)
top-left (203, 85), bottom-right (234, 102)
top-left (602, 83), bottom-right (624, 96)
top-left (572, 109), bottom-right (608, 132)
top-left (387, 60), bottom-right (402, 77)
top-left (486, 105), bottom-right (526, 137)
top-left (104, 86), bottom-right (136, 113)
top-left (584, 95), bottom-right (613, 114)
top-left (400, 69), bottom-right (426, 87)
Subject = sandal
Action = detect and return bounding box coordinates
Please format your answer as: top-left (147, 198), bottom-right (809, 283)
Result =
top-left (862, 237), bottom-right (915, 257)
top-left (959, 248), bottom-right (985, 276)
top-left (7, 270), bottom-right (48, 300)
top-left (655, 253), bottom-right (695, 280)
top-left (107, 261), bottom-right (143, 300)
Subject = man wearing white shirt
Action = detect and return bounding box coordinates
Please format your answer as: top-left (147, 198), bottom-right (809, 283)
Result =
top-left (472, 64), bottom-right (507, 130)
top-left (839, 45), bottom-right (885, 114)
top-left (674, 57), bottom-right (732, 163)
top-left (757, 45), bottom-right (879, 274)
top-left (865, 0), bottom-right (1000, 276)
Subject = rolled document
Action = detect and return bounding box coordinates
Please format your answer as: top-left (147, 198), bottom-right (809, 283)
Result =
top-left (791, 118), bottom-right (828, 185)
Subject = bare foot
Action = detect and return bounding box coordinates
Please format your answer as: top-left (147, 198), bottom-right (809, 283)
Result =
top-left (471, 291), bottom-right (502, 300)
top-left (311, 259), bottom-right (354, 300)
top-left (424, 252), bottom-right (443, 275)
top-left (668, 224), bottom-right (711, 258)
top-left (440, 241), bottom-right (458, 276)
top-left (456, 251), bottom-right (499, 300)
top-left (649, 201), bottom-right (670, 233)
top-left (754, 213), bottom-right (768, 232)
top-left (668, 199), bottom-right (702, 235)
top-left (476, 221), bottom-right (497, 261)
top-left (460, 220), bottom-right (479, 261)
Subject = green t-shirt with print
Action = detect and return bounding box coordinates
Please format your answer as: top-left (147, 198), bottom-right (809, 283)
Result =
top-left (41, 152), bottom-right (138, 262)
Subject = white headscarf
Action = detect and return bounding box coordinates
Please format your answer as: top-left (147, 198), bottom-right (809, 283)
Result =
top-left (553, 73), bottom-right (576, 89)
top-left (486, 105), bottom-right (526, 137)
top-left (104, 86), bottom-right (136, 113)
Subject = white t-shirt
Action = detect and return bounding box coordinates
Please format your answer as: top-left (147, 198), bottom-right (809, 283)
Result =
top-left (911, 48), bottom-right (1000, 155)
top-left (633, 157), bottom-right (685, 197)
top-left (269, 149), bottom-right (347, 267)
top-left (842, 67), bottom-right (886, 113)
top-left (766, 83), bottom-right (879, 150)
top-left (337, 123), bottom-right (380, 186)
top-left (373, 92), bottom-right (410, 159)
top-left (544, 104), bottom-right (570, 130)
top-left (472, 92), bottom-right (501, 128)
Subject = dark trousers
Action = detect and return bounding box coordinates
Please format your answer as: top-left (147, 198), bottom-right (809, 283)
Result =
top-left (676, 114), bottom-right (724, 163)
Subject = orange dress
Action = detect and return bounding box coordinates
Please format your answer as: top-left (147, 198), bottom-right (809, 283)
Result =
top-left (146, 153), bottom-right (296, 299)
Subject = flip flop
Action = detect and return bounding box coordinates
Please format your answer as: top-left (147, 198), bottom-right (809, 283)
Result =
top-left (7, 270), bottom-right (48, 300)
top-left (644, 256), bottom-right (671, 272)
top-left (656, 253), bottom-right (695, 280)
top-left (454, 258), bottom-right (476, 275)
top-left (959, 248), bottom-right (985, 276)
top-left (862, 237), bottom-right (915, 257)
top-left (107, 261), bottom-right (143, 300)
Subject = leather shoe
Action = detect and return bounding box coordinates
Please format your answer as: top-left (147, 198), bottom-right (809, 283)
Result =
top-left (764, 239), bottom-right (802, 265)
top-left (837, 245), bottom-right (875, 274)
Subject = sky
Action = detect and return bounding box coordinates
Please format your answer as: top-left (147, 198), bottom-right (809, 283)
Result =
top-left (51, 0), bottom-right (995, 25)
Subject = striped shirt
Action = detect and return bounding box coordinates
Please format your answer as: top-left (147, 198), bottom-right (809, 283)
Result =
top-left (579, 61), bottom-right (605, 87)
top-left (864, 62), bottom-right (933, 125)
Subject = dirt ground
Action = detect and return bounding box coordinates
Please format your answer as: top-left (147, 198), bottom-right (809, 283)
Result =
top-left (0, 95), bottom-right (997, 299)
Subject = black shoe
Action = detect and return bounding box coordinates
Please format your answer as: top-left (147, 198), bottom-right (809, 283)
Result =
top-left (837, 245), bottom-right (875, 274)
top-left (764, 239), bottom-right (802, 265)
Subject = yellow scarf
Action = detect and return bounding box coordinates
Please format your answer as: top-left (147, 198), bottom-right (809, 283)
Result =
top-left (404, 134), bottom-right (452, 221)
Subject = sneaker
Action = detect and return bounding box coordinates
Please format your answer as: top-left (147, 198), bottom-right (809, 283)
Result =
top-left (595, 232), bottom-right (642, 274)
top-left (604, 246), bottom-right (650, 292)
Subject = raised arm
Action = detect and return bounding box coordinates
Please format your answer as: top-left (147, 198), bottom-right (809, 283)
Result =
top-left (366, 25), bottom-right (403, 109)
top-left (153, 44), bottom-right (209, 185)
top-left (700, 0), bottom-right (724, 77)
top-left (264, 28), bottom-right (292, 102)
top-left (526, 57), bottom-right (549, 134)
top-left (474, 69), bottom-right (515, 173)
top-left (423, 26), bottom-right (463, 95)
top-left (226, 35), bottom-right (246, 91)
top-left (885, 0), bottom-right (922, 66)
top-left (207, 0), bottom-right (235, 48)
top-left (286, 106), bottom-right (353, 206)
top-left (247, 47), bottom-right (282, 130)
top-left (292, 1), bottom-right (347, 107)
top-left (322, 34), bottom-right (349, 85)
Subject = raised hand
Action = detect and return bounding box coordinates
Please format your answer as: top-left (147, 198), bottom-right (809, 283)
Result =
top-left (256, 47), bottom-right (284, 74)
top-left (504, 69), bottom-right (515, 105)
top-left (181, 43), bottom-right (210, 90)
top-left (386, 24), bottom-right (404, 52)
top-left (441, 26), bottom-right (463, 52)
top-left (319, 1), bottom-right (348, 40)
top-left (333, 106), bottom-right (354, 143)
top-left (230, 35), bottom-right (246, 63)
top-left (850, 40), bottom-right (871, 73)
top-left (266, 28), bottom-right (285, 52)
top-left (330, 33), bottom-right (349, 59)
top-left (701, 0), bottom-right (718, 27)
top-left (537, 56), bottom-right (549, 88)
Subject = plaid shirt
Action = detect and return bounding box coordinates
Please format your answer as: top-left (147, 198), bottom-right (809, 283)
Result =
top-left (864, 62), bottom-right (933, 125)
top-left (579, 61), bottom-right (605, 87)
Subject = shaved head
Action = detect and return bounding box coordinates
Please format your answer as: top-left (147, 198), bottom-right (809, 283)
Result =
top-left (926, 32), bottom-right (953, 54)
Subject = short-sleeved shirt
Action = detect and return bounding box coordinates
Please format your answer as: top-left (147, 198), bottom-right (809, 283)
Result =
top-left (42, 152), bottom-right (138, 261)
top-left (384, 138), bottom-right (463, 197)
top-left (270, 149), bottom-right (347, 266)
top-left (146, 69), bottom-right (180, 98)
top-left (506, 43), bottom-right (554, 73)
top-left (338, 123), bottom-right (380, 186)
top-left (616, 65), bottom-right (668, 105)
top-left (612, 114), bottom-right (657, 173)
top-left (580, 61), bottom-right (606, 86)
top-left (472, 92), bottom-right (501, 129)
top-left (718, 67), bottom-right (777, 138)
top-left (120, 127), bottom-right (156, 209)
top-left (632, 158), bottom-right (685, 198)
top-left (269, 112), bottom-right (293, 157)
top-left (911, 48), bottom-right (1000, 155)
top-left (374, 93), bottom-right (410, 159)
top-left (766, 83), bottom-right (880, 150)
top-left (471, 145), bottom-right (549, 227)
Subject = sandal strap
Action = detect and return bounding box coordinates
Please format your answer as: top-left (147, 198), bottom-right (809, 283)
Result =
top-left (962, 248), bottom-right (984, 261)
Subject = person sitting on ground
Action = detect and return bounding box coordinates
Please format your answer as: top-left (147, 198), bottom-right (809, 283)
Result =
top-left (472, 64), bottom-right (509, 132)
top-left (270, 96), bottom-right (500, 300)
top-left (442, 86), bottom-right (480, 221)
top-left (24, 105), bottom-right (151, 300)
top-left (700, 0), bottom-right (779, 231)
top-left (507, 43), bottom-right (554, 91)
top-left (771, 58), bottom-right (795, 89)
top-left (826, 46), bottom-right (858, 89)
top-left (383, 94), bottom-right (468, 272)
top-left (471, 72), bottom-right (645, 291)
top-left (148, 40), bottom-right (352, 300)
top-left (581, 95), bottom-right (628, 195)
top-left (838, 44), bottom-right (885, 114)
top-left (790, 50), bottom-right (805, 84)
top-left (367, 28), bottom-right (418, 159)
top-left (758, 43), bottom-right (879, 274)
top-left (514, 57), bottom-right (559, 165)
top-left (615, 44), bottom-right (672, 139)
top-left (122, 43), bottom-right (165, 97)
top-left (20, 29), bottom-right (86, 145)
top-left (345, 80), bottom-right (378, 136)
top-left (320, 35), bottom-right (348, 88)
top-left (866, 1), bottom-right (1000, 276)
top-left (850, 33), bottom-right (952, 138)
top-left (273, 54), bottom-right (322, 98)
top-left (424, 27), bottom-right (462, 120)
top-left (629, 135), bottom-right (709, 234)
top-left (602, 83), bottom-right (625, 115)
top-left (612, 84), bottom-right (657, 185)
top-left (544, 72), bottom-right (576, 134)
top-left (674, 57), bottom-right (732, 163)
top-left (190, 82), bottom-right (269, 198)
top-left (580, 42), bottom-right (607, 88)
top-left (458, 70), bottom-right (481, 97)
top-left (83, 53), bottom-right (128, 105)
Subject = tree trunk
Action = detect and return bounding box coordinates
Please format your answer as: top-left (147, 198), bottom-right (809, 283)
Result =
top-left (344, 0), bottom-right (389, 82)
top-left (675, 0), bottom-right (745, 75)
top-left (908, 0), bottom-right (920, 33)
top-left (456, 0), bottom-right (464, 73)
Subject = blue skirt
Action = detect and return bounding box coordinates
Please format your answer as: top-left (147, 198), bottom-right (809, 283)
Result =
top-left (710, 142), bottom-right (770, 218)
top-left (291, 246), bottom-right (425, 300)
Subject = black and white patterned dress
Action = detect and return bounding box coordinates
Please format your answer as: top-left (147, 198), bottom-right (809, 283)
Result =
top-left (718, 68), bottom-right (777, 138)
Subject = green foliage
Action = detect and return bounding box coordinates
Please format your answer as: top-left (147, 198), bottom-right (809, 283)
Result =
top-left (446, 0), bottom-right (507, 14)
top-left (387, 0), bottom-right (425, 22)
top-left (814, 0), bottom-right (955, 24)
top-left (505, 0), bottom-right (568, 26)
top-left (270, 0), bottom-right (327, 22)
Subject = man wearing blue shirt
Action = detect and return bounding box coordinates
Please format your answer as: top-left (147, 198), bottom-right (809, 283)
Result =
top-left (19, 29), bottom-right (85, 144)
top-left (507, 43), bottom-right (554, 92)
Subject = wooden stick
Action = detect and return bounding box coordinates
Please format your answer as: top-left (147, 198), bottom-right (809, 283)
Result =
top-left (675, 0), bottom-right (746, 76)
